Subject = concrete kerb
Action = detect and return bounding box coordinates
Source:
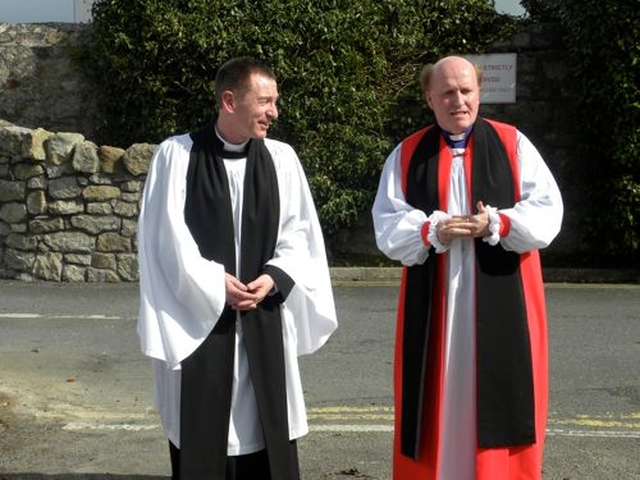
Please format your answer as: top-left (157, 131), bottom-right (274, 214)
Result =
top-left (330, 267), bottom-right (401, 286)
top-left (329, 267), bottom-right (640, 286)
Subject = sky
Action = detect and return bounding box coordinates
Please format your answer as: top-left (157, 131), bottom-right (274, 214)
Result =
top-left (0, 0), bottom-right (89, 23)
top-left (0, 0), bottom-right (526, 23)
top-left (495, 0), bottom-right (527, 16)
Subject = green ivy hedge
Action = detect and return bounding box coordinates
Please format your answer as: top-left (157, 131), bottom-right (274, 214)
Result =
top-left (522, 0), bottom-right (639, 264)
top-left (80, 0), bottom-right (515, 248)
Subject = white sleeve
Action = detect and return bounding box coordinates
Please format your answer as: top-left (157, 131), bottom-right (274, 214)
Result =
top-left (137, 136), bottom-right (226, 369)
top-left (264, 141), bottom-right (338, 356)
top-left (371, 144), bottom-right (432, 266)
top-left (498, 131), bottom-right (564, 253)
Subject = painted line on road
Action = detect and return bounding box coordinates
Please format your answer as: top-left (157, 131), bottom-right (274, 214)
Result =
top-left (63, 421), bottom-right (160, 432)
top-left (311, 424), bottom-right (393, 432)
top-left (549, 412), bottom-right (640, 429)
top-left (60, 422), bottom-right (640, 439)
top-left (546, 428), bottom-right (640, 439)
top-left (60, 422), bottom-right (392, 434)
top-left (59, 407), bottom-right (640, 439)
top-left (307, 406), bottom-right (394, 422)
top-left (0, 313), bottom-right (122, 320)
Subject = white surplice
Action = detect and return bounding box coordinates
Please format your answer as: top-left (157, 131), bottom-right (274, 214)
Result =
top-left (137, 133), bottom-right (338, 455)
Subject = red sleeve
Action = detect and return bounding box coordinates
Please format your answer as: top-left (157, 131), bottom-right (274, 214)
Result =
top-left (421, 221), bottom-right (431, 246)
top-left (498, 213), bottom-right (511, 237)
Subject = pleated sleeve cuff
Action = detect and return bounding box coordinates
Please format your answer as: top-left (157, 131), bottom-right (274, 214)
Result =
top-left (482, 206), bottom-right (511, 246)
top-left (426, 210), bottom-right (450, 253)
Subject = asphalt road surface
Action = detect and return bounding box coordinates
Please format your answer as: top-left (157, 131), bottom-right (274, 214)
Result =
top-left (0, 280), bottom-right (638, 479)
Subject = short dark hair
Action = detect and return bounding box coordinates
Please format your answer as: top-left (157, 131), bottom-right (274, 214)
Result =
top-left (214, 57), bottom-right (276, 105)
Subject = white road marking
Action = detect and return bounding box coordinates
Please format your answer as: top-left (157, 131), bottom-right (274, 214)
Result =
top-left (63, 422), bottom-right (159, 431)
top-left (60, 422), bottom-right (640, 439)
top-left (546, 428), bottom-right (640, 439)
top-left (0, 313), bottom-right (121, 320)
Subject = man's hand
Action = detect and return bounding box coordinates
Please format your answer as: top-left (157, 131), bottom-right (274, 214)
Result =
top-left (436, 201), bottom-right (491, 245)
top-left (225, 273), bottom-right (257, 310)
top-left (225, 273), bottom-right (274, 311)
top-left (246, 274), bottom-right (275, 303)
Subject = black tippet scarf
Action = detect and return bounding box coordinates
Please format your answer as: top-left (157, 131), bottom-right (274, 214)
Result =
top-left (401, 118), bottom-right (535, 458)
top-left (179, 122), bottom-right (295, 479)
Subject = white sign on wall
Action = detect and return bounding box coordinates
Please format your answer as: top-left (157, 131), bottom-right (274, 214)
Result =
top-left (465, 53), bottom-right (517, 104)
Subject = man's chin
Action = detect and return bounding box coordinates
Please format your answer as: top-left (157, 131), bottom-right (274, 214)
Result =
top-left (448, 118), bottom-right (474, 132)
top-left (253, 127), bottom-right (269, 138)
top-left (249, 131), bottom-right (267, 139)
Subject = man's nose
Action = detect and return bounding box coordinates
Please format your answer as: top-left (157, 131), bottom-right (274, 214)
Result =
top-left (268, 104), bottom-right (278, 120)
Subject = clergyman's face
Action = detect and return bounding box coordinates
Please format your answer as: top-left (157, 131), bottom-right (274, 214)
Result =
top-left (424, 57), bottom-right (480, 134)
top-left (229, 72), bottom-right (279, 141)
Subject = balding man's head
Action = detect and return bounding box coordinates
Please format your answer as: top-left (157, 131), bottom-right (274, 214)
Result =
top-left (420, 56), bottom-right (482, 134)
top-left (420, 56), bottom-right (483, 94)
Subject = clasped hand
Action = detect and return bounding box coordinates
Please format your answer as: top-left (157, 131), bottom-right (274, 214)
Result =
top-left (225, 273), bottom-right (274, 311)
top-left (437, 201), bottom-right (491, 245)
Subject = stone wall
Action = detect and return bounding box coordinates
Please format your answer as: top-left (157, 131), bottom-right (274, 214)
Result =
top-left (0, 23), bottom-right (97, 140)
top-left (0, 121), bottom-right (154, 281)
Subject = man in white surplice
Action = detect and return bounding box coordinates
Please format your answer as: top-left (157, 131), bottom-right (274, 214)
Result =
top-left (137, 57), bottom-right (337, 480)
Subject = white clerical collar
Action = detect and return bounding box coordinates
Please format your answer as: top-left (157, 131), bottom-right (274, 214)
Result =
top-left (215, 126), bottom-right (249, 153)
top-left (441, 125), bottom-right (473, 149)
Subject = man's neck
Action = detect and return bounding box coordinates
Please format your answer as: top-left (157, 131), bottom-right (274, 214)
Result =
top-left (215, 119), bottom-right (249, 146)
top-left (440, 125), bottom-right (473, 149)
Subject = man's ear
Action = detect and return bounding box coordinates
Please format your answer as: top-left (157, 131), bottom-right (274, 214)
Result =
top-left (424, 90), bottom-right (433, 110)
top-left (220, 90), bottom-right (235, 113)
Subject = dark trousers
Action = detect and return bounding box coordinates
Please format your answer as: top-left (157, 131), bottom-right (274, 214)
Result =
top-left (169, 440), bottom-right (300, 480)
